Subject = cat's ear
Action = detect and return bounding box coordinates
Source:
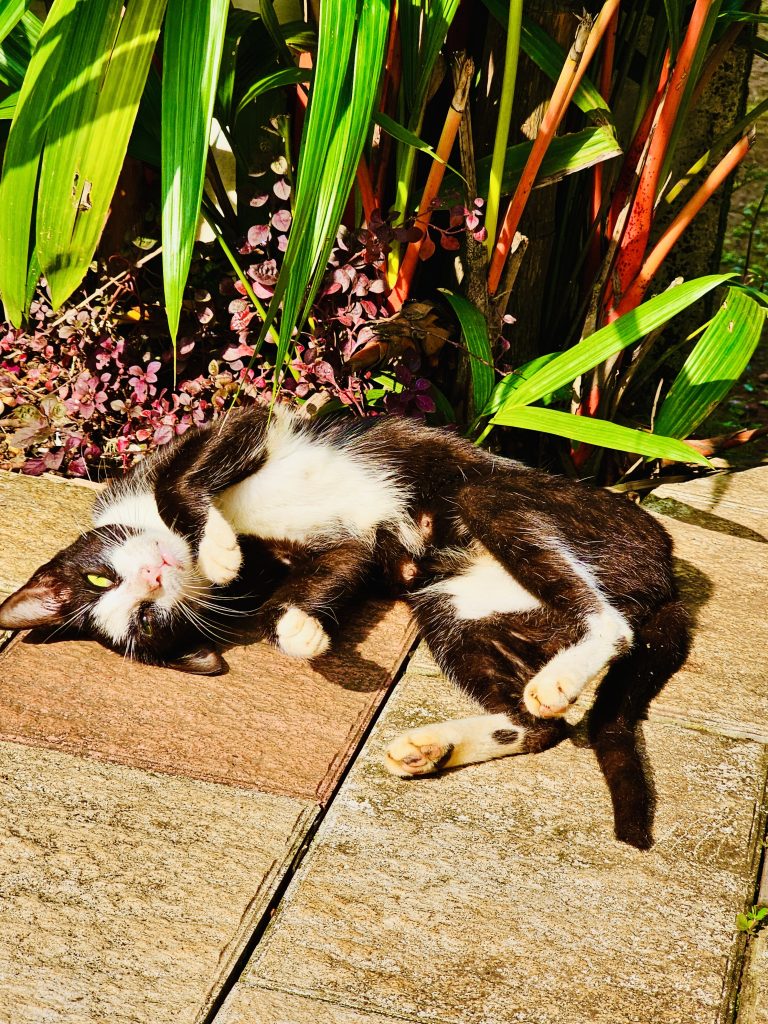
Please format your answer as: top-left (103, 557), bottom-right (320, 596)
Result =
top-left (169, 646), bottom-right (228, 676)
top-left (0, 580), bottom-right (67, 630)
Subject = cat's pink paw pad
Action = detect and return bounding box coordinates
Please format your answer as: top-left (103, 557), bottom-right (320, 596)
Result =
top-left (385, 732), bottom-right (454, 777)
top-left (276, 607), bottom-right (329, 659)
top-left (523, 676), bottom-right (577, 718)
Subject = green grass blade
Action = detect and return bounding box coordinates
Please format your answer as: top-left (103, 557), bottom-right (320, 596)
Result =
top-left (439, 289), bottom-right (495, 416)
top-left (0, 86), bottom-right (18, 117)
top-left (236, 66), bottom-right (310, 117)
top-left (493, 406), bottom-right (712, 466)
top-left (492, 274), bottom-right (733, 412)
top-left (0, 6), bottom-right (38, 88)
top-left (0, 0), bottom-right (80, 324)
top-left (653, 288), bottom-right (766, 439)
top-left (251, 0), bottom-right (389, 394)
top-left (441, 127), bottom-right (622, 202)
top-left (162, 0), bottom-right (229, 344)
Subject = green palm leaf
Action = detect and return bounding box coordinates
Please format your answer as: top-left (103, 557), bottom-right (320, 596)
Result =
top-left (488, 275), bottom-right (733, 414)
top-left (653, 288), bottom-right (766, 439)
top-left (493, 406), bottom-right (711, 466)
top-left (439, 289), bottom-right (495, 417)
top-left (162, 0), bottom-right (229, 345)
top-left (253, 0), bottom-right (390, 390)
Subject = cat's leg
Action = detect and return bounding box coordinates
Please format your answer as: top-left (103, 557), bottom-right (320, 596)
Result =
top-left (385, 592), bottom-right (568, 777)
top-left (453, 491), bottom-right (634, 718)
top-left (253, 540), bottom-right (373, 659)
top-left (588, 598), bottom-right (690, 849)
top-left (151, 414), bottom-right (273, 583)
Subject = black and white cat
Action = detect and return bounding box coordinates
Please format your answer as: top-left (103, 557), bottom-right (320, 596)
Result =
top-left (0, 406), bottom-right (690, 848)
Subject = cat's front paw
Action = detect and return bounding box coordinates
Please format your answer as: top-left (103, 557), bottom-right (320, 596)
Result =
top-left (197, 508), bottom-right (242, 584)
top-left (523, 672), bottom-right (580, 718)
top-left (385, 727), bottom-right (455, 777)
top-left (275, 607), bottom-right (330, 660)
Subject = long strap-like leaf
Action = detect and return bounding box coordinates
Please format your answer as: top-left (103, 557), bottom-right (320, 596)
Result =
top-left (653, 287), bottom-right (766, 439)
top-left (494, 405), bottom-right (711, 466)
top-left (488, 274), bottom-right (732, 414)
top-left (162, 0), bottom-right (229, 345)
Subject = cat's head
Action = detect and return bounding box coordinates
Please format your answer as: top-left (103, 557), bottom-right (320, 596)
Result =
top-left (0, 525), bottom-right (227, 674)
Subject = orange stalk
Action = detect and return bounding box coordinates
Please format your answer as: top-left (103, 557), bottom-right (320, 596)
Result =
top-left (388, 60), bottom-right (473, 312)
top-left (616, 132), bottom-right (753, 314)
top-left (608, 0), bottom-right (713, 310)
top-left (488, 0), bottom-right (619, 296)
top-left (586, 6), bottom-right (619, 283)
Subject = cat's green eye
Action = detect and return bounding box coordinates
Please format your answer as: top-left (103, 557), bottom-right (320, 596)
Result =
top-left (86, 574), bottom-right (113, 589)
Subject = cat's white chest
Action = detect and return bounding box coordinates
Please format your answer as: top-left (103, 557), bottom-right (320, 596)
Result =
top-left (214, 423), bottom-right (407, 545)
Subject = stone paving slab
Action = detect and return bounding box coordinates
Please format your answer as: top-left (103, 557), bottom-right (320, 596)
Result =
top-left (738, 932), bottom-right (768, 1024)
top-left (0, 600), bottom-right (416, 802)
top-left (0, 471), bottom-right (100, 598)
top-left (647, 467), bottom-right (768, 540)
top-left (647, 512), bottom-right (768, 742)
top-left (0, 741), bottom-right (316, 1024)
top-left (218, 988), bottom-right (415, 1024)
top-left (221, 667), bottom-right (768, 1024)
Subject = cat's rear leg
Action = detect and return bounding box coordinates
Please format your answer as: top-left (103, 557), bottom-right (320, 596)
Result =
top-left (588, 598), bottom-right (691, 849)
top-left (385, 594), bottom-right (569, 777)
top-left (385, 712), bottom-right (563, 776)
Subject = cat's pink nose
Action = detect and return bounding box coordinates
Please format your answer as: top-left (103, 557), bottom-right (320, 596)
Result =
top-left (141, 564), bottom-right (163, 591)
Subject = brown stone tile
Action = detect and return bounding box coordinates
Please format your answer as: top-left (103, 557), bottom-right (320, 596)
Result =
top-left (0, 600), bottom-right (416, 802)
top-left (0, 741), bottom-right (316, 1024)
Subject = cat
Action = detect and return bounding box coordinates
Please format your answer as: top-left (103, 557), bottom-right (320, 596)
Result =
top-left (0, 405), bottom-right (690, 848)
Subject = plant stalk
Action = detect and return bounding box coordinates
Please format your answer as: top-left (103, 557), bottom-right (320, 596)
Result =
top-left (484, 0), bottom-right (524, 257)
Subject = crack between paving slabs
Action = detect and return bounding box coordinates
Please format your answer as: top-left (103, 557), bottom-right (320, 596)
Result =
top-left (195, 631), bottom-right (423, 1024)
top-left (718, 743), bottom-right (768, 1024)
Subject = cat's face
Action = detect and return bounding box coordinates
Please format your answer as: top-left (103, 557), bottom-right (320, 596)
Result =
top-left (0, 525), bottom-right (226, 674)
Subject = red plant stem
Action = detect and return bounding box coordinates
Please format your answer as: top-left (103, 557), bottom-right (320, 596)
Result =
top-left (616, 132), bottom-right (753, 314)
top-left (608, 0), bottom-right (713, 311)
top-left (356, 156), bottom-right (377, 224)
top-left (606, 55), bottom-right (669, 240)
top-left (373, 4), bottom-right (400, 204)
top-left (388, 60), bottom-right (473, 312)
top-left (488, 0), bottom-right (620, 296)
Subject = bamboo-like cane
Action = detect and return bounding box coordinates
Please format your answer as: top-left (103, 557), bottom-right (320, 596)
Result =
top-left (487, 0), bottom-right (619, 295)
top-left (388, 59), bottom-right (474, 312)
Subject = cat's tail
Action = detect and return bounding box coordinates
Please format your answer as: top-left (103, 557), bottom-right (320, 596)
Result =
top-left (587, 599), bottom-right (691, 850)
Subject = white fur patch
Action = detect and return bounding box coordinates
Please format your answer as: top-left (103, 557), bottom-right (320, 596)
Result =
top-left (197, 506), bottom-right (242, 584)
top-left (214, 414), bottom-right (414, 548)
top-left (93, 491), bottom-right (168, 533)
top-left (385, 714), bottom-right (525, 776)
top-left (425, 547), bottom-right (540, 620)
top-left (524, 604), bottom-right (633, 718)
top-left (275, 606), bottom-right (330, 659)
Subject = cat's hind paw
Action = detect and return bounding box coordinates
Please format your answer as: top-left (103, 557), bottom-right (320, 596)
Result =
top-left (198, 508), bottom-right (242, 584)
top-left (523, 672), bottom-right (580, 719)
top-left (385, 729), bottom-right (455, 777)
top-left (276, 607), bottom-right (330, 660)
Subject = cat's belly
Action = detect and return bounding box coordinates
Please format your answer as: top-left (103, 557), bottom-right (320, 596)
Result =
top-left (213, 448), bottom-right (422, 550)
